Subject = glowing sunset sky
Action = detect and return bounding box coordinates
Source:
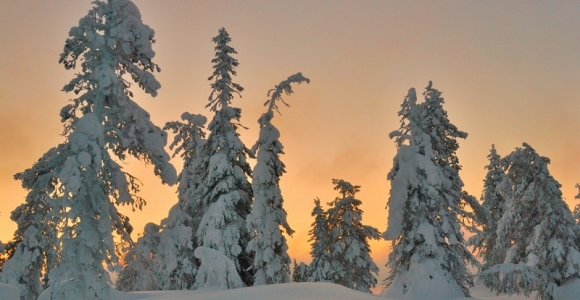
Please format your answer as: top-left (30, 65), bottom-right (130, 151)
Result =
top-left (1, 0), bottom-right (580, 285)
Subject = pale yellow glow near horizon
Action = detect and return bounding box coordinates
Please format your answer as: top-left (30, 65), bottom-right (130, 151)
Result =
top-left (1, 0), bottom-right (580, 289)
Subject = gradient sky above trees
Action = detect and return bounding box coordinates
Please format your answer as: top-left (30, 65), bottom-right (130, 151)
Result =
top-left (1, 0), bottom-right (579, 285)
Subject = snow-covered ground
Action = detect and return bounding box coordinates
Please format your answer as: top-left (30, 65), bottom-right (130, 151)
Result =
top-left (27, 277), bottom-right (580, 300)
top-left (57, 282), bottom-right (540, 300)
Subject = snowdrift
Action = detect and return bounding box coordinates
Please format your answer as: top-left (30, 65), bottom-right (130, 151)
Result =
top-left (380, 257), bottom-right (464, 300)
top-left (118, 282), bottom-right (381, 300)
top-left (0, 283), bottom-right (20, 300)
top-left (33, 281), bottom-right (578, 300)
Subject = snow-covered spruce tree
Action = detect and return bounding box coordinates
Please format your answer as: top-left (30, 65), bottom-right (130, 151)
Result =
top-left (421, 82), bottom-right (483, 237)
top-left (151, 112), bottom-right (208, 289)
top-left (485, 143), bottom-right (580, 300)
top-left (307, 198), bottom-right (333, 282)
top-left (574, 184), bottom-right (580, 249)
top-left (164, 112), bottom-right (208, 220)
top-left (291, 260), bottom-right (310, 283)
top-left (154, 204), bottom-right (197, 290)
top-left (0, 146), bottom-right (63, 300)
top-left (468, 145), bottom-right (508, 288)
top-left (48, 113), bottom-right (155, 300)
top-left (0, 240), bottom-right (6, 271)
top-left (115, 223), bottom-right (161, 292)
top-left (41, 0), bottom-right (176, 298)
top-left (393, 82), bottom-right (480, 233)
top-left (195, 28), bottom-right (254, 286)
top-left (382, 88), bottom-right (473, 299)
top-left (246, 73), bottom-right (309, 285)
top-left (1, 228), bottom-right (49, 300)
top-left (58, 0), bottom-right (176, 185)
top-left (326, 179), bottom-right (380, 293)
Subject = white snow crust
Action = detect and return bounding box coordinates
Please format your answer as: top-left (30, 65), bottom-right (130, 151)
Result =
top-left (34, 282), bottom-right (570, 300)
top-left (0, 283), bottom-right (20, 300)
top-left (381, 257), bottom-right (464, 300)
top-left (193, 246), bottom-right (244, 290)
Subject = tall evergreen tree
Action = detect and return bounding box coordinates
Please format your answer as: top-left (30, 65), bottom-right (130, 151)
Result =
top-left (326, 179), bottom-right (380, 293)
top-left (152, 112), bottom-right (208, 289)
top-left (195, 28), bottom-right (254, 286)
top-left (421, 81), bottom-right (482, 236)
top-left (420, 81), bottom-right (467, 185)
top-left (47, 114), bottom-right (133, 300)
top-left (247, 73), bottom-right (309, 285)
top-left (165, 112), bottom-right (208, 223)
top-left (0, 147), bottom-right (62, 300)
top-left (392, 81), bottom-right (479, 232)
top-left (574, 184), bottom-right (580, 249)
top-left (3, 1), bottom-right (176, 298)
top-left (58, 0), bottom-right (176, 184)
top-left (383, 88), bottom-right (473, 299)
top-left (307, 198), bottom-right (333, 282)
top-left (487, 143), bottom-right (580, 300)
top-left (468, 145), bottom-right (508, 288)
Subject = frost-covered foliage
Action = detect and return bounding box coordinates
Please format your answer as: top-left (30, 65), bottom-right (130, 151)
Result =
top-left (0, 227), bottom-right (47, 300)
top-left (291, 260), bottom-right (310, 283)
top-left (155, 205), bottom-right (198, 289)
top-left (487, 143), bottom-right (580, 300)
top-left (0, 146), bottom-right (63, 300)
top-left (193, 246), bottom-right (244, 290)
top-left (15, 1), bottom-right (177, 298)
top-left (383, 88), bottom-right (474, 299)
top-left (152, 112), bottom-right (208, 289)
top-left (326, 179), bottom-right (380, 293)
top-left (393, 82), bottom-right (479, 233)
top-left (165, 112), bottom-right (207, 218)
top-left (195, 28), bottom-right (254, 286)
top-left (58, 0), bottom-right (176, 185)
top-left (116, 223), bottom-right (161, 292)
top-left (418, 82), bottom-right (467, 185)
top-left (421, 82), bottom-right (481, 236)
top-left (574, 184), bottom-right (580, 249)
top-left (45, 113), bottom-right (138, 300)
top-left (468, 145), bottom-right (508, 288)
top-left (247, 73), bottom-right (309, 285)
top-left (307, 198), bottom-right (333, 283)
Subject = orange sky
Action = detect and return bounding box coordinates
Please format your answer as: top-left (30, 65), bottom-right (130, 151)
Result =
top-left (1, 0), bottom-right (580, 286)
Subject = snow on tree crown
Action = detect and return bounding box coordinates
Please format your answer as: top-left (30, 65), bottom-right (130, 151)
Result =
top-left (207, 28), bottom-right (244, 112)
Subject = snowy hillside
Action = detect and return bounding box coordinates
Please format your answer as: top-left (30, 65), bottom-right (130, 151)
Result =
top-left (34, 282), bottom-right (546, 300)
top-left (106, 281), bottom-right (579, 300)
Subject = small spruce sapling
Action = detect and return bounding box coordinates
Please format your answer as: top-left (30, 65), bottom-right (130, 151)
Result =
top-left (115, 223), bottom-right (161, 292)
top-left (291, 260), bottom-right (311, 283)
top-left (326, 179), bottom-right (380, 293)
top-left (307, 198), bottom-right (333, 283)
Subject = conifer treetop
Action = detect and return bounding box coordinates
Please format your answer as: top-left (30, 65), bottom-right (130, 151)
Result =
top-left (264, 73), bottom-right (310, 114)
top-left (165, 112), bottom-right (207, 162)
top-left (332, 179), bottom-right (360, 198)
top-left (252, 72), bottom-right (310, 154)
top-left (207, 28), bottom-right (244, 112)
